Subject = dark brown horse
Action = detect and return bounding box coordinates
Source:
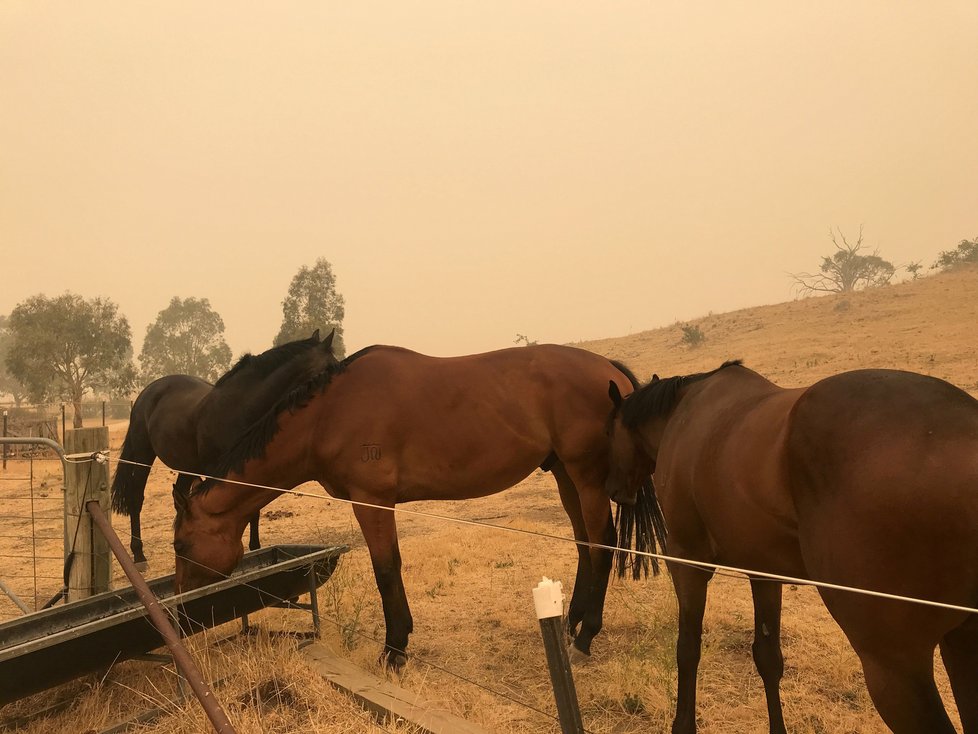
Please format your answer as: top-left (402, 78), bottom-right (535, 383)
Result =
top-left (111, 331), bottom-right (337, 566)
top-left (606, 361), bottom-right (978, 734)
top-left (173, 344), bottom-right (666, 667)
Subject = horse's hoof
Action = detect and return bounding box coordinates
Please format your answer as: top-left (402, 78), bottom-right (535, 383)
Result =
top-left (134, 560), bottom-right (149, 573)
top-left (380, 650), bottom-right (408, 672)
top-left (567, 644), bottom-right (590, 665)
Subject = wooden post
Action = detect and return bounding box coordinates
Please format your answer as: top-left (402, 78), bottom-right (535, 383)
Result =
top-left (533, 577), bottom-right (584, 734)
top-left (2, 410), bottom-right (7, 469)
top-left (64, 426), bottom-right (112, 601)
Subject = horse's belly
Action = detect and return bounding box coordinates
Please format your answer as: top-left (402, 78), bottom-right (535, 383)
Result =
top-left (330, 437), bottom-right (549, 504)
top-left (396, 454), bottom-right (545, 502)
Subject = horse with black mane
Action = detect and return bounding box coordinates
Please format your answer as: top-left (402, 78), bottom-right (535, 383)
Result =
top-left (606, 361), bottom-right (978, 734)
top-left (172, 343), bottom-right (667, 668)
top-left (111, 330), bottom-right (338, 566)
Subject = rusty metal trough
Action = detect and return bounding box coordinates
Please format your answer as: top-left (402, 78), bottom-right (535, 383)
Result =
top-left (0, 544), bottom-right (346, 706)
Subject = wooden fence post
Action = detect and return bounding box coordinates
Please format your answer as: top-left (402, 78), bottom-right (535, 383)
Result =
top-left (64, 426), bottom-right (112, 601)
top-left (533, 577), bottom-right (584, 734)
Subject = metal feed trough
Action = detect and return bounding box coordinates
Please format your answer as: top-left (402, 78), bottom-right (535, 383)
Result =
top-left (0, 544), bottom-right (346, 706)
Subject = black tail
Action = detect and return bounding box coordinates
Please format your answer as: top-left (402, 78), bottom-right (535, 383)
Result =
top-left (614, 478), bottom-right (668, 579)
top-left (609, 359), bottom-right (668, 580)
top-left (110, 420), bottom-right (154, 516)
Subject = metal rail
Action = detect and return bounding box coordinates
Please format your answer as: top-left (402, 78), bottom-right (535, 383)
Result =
top-left (0, 437), bottom-right (66, 468)
top-left (85, 500), bottom-right (237, 734)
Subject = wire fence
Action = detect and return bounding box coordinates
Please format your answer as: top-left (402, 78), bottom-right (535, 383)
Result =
top-left (4, 446), bottom-right (974, 732)
top-left (116, 454), bottom-right (978, 618)
top-left (0, 455), bottom-right (66, 618)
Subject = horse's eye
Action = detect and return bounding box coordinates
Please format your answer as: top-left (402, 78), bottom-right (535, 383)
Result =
top-left (174, 540), bottom-right (186, 554)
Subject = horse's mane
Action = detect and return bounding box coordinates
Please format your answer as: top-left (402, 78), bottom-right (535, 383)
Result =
top-left (620, 360), bottom-right (743, 429)
top-left (200, 345), bottom-right (378, 489)
top-left (214, 334), bottom-right (322, 388)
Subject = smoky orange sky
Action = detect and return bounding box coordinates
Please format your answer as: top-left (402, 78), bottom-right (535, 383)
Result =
top-left (2, 2), bottom-right (976, 360)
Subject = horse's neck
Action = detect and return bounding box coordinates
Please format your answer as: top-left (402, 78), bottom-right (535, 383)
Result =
top-left (207, 480), bottom-right (283, 527)
top-left (638, 380), bottom-right (705, 454)
top-left (204, 356), bottom-right (323, 439)
top-left (221, 460), bottom-right (309, 518)
top-left (637, 413), bottom-right (673, 459)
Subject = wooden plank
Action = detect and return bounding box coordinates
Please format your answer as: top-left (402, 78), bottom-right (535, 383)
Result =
top-left (301, 643), bottom-right (489, 734)
top-left (64, 427), bottom-right (111, 601)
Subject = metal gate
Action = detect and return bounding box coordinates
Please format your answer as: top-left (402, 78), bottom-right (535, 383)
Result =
top-left (0, 438), bottom-right (67, 618)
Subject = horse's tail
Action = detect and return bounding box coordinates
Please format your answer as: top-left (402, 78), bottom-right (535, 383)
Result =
top-left (609, 359), bottom-right (668, 580)
top-left (110, 417), bottom-right (155, 517)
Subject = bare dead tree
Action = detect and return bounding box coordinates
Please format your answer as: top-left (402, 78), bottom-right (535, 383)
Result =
top-left (791, 226), bottom-right (896, 295)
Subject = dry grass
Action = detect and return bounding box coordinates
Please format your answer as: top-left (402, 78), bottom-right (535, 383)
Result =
top-left (1, 267), bottom-right (976, 732)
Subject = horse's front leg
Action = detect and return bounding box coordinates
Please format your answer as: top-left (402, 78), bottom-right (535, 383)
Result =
top-left (750, 579), bottom-right (787, 734)
top-left (248, 512), bottom-right (260, 551)
top-left (670, 561), bottom-right (713, 734)
top-left (352, 501), bottom-right (413, 670)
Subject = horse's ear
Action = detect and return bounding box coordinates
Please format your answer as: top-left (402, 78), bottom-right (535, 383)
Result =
top-left (651, 373), bottom-right (660, 383)
top-left (608, 380), bottom-right (623, 409)
top-left (322, 329), bottom-right (335, 352)
top-left (172, 484), bottom-right (189, 514)
top-left (310, 328), bottom-right (321, 342)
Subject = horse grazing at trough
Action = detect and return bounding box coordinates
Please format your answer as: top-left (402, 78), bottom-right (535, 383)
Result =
top-left (111, 330), bottom-right (338, 566)
top-left (605, 361), bottom-right (978, 734)
top-left (171, 343), bottom-right (667, 668)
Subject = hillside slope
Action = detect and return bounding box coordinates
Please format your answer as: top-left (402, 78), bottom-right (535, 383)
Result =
top-left (579, 265), bottom-right (977, 395)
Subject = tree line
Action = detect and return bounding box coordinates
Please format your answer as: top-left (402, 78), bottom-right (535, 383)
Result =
top-left (791, 228), bottom-right (977, 296)
top-left (0, 258), bottom-right (345, 427)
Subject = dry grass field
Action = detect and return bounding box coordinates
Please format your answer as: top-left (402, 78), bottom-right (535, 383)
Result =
top-left (1, 266), bottom-right (975, 733)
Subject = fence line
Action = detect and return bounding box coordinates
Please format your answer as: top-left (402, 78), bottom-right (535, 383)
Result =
top-left (94, 506), bottom-right (570, 733)
top-left (111, 453), bottom-right (978, 619)
top-left (10, 450), bottom-right (963, 729)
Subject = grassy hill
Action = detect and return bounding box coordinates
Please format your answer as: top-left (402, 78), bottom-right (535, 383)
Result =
top-left (579, 264), bottom-right (977, 396)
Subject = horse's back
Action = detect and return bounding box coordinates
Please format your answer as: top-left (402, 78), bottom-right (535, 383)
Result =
top-left (342, 343), bottom-right (631, 409)
top-left (134, 374), bottom-right (212, 467)
top-left (788, 369), bottom-right (978, 501)
top-left (787, 369), bottom-right (978, 629)
top-left (306, 344), bottom-right (631, 500)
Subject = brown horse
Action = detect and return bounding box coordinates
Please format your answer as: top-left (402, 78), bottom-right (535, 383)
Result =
top-left (111, 330), bottom-right (337, 566)
top-left (173, 344), bottom-right (666, 667)
top-left (606, 361), bottom-right (978, 734)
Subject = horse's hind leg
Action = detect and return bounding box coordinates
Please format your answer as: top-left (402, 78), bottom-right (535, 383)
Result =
top-left (129, 499), bottom-right (147, 568)
top-left (857, 647), bottom-right (955, 733)
top-left (553, 463), bottom-right (594, 643)
top-left (670, 561), bottom-right (713, 734)
top-left (553, 462), bottom-right (614, 658)
top-left (112, 460), bottom-right (156, 570)
top-left (749, 579), bottom-right (787, 734)
top-left (940, 618), bottom-right (978, 732)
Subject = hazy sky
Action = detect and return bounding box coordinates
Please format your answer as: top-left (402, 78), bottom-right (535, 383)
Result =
top-left (2, 2), bottom-right (976, 359)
